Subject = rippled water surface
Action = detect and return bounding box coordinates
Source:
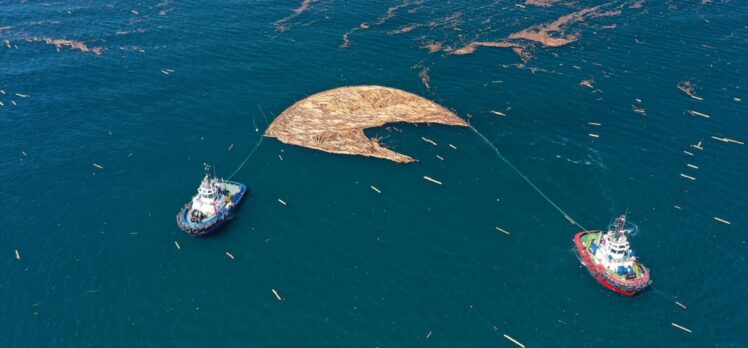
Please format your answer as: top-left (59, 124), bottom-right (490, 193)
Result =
top-left (1, 0), bottom-right (746, 346)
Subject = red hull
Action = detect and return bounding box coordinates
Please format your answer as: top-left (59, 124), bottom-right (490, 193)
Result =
top-left (573, 231), bottom-right (651, 296)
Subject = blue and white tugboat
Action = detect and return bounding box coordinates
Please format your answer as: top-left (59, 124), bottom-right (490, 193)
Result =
top-left (176, 164), bottom-right (247, 236)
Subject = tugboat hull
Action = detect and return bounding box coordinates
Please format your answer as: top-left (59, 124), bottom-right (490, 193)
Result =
top-left (573, 231), bottom-right (651, 296)
top-left (176, 181), bottom-right (247, 237)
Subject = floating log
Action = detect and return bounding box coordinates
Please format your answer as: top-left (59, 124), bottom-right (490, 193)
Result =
top-left (713, 217), bottom-right (731, 225)
top-left (675, 301), bottom-right (687, 309)
top-left (687, 110), bottom-right (710, 119)
top-left (423, 176), bottom-right (442, 185)
top-left (278, 199), bottom-right (287, 205)
top-left (436, 155), bottom-right (444, 161)
top-left (449, 144), bottom-right (457, 150)
top-left (680, 173), bottom-right (696, 181)
top-left (272, 288), bottom-right (283, 301)
top-left (683, 150), bottom-right (694, 156)
top-left (671, 323), bottom-right (692, 333)
top-left (11, 100), bottom-right (16, 106)
top-left (588, 122), bottom-right (602, 126)
top-left (503, 334), bottom-right (526, 348)
top-left (711, 136), bottom-right (744, 145)
top-left (490, 110), bottom-right (506, 117)
top-left (589, 133), bottom-right (600, 138)
top-left (93, 163), bottom-right (104, 169)
top-left (174, 241), bottom-right (181, 250)
top-left (691, 141), bottom-right (703, 150)
top-left (686, 164), bottom-right (698, 169)
top-left (15, 249), bottom-right (20, 260)
top-left (15, 93), bottom-right (29, 98)
top-left (421, 137), bottom-right (438, 146)
top-left (426, 331), bottom-right (432, 339)
top-left (278, 154), bottom-right (283, 161)
top-left (225, 251), bottom-right (235, 260)
top-left (370, 185), bottom-right (381, 193)
top-left (673, 205), bottom-right (682, 210)
top-left (0, 101), bottom-right (4, 106)
top-left (228, 144), bottom-right (234, 151)
top-left (495, 227), bottom-right (511, 235)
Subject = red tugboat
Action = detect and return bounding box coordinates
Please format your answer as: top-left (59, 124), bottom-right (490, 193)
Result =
top-left (573, 214), bottom-right (651, 296)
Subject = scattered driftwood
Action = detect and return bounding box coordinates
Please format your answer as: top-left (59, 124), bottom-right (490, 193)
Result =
top-left (33, 37), bottom-right (103, 55)
top-left (174, 241), bottom-right (181, 250)
top-left (495, 227), bottom-right (511, 235)
top-left (370, 185), bottom-right (381, 193)
top-left (277, 199), bottom-right (287, 206)
top-left (580, 79), bottom-right (594, 88)
top-left (93, 163), bottom-right (104, 169)
top-left (265, 86), bottom-right (468, 163)
top-left (225, 251), bottom-right (235, 260)
top-left (677, 81), bottom-right (703, 101)
top-left (675, 301), bottom-right (687, 309)
top-left (15, 249), bottom-right (21, 260)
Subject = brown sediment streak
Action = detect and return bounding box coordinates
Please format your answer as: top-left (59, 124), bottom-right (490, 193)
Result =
top-left (677, 80), bottom-right (703, 100)
top-left (377, 0), bottom-right (420, 25)
top-left (274, 0), bottom-right (316, 31)
top-left (451, 41), bottom-right (530, 61)
top-left (629, 0), bottom-right (645, 8)
top-left (389, 23), bottom-right (422, 34)
top-left (508, 4), bottom-right (620, 47)
top-left (340, 28), bottom-right (358, 48)
top-left (524, 0), bottom-right (560, 7)
top-left (33, 37), bottom-right (102, 55)
top-left (419, 67), bottom-right (431, 89)
top-left (422, 42), bottom-right (443, 53)
top-left (264, 86), bottom-right (468, 163)
top-left (159, 7), bottom-right (175, 16)
top-left (342, 0), bottom-right (421, 47)
top-left (452, 41), bottom-right (518, 55)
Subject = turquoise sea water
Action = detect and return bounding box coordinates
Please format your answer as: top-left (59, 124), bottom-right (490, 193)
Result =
top-left (1, 0), bottom-right (747, 346)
